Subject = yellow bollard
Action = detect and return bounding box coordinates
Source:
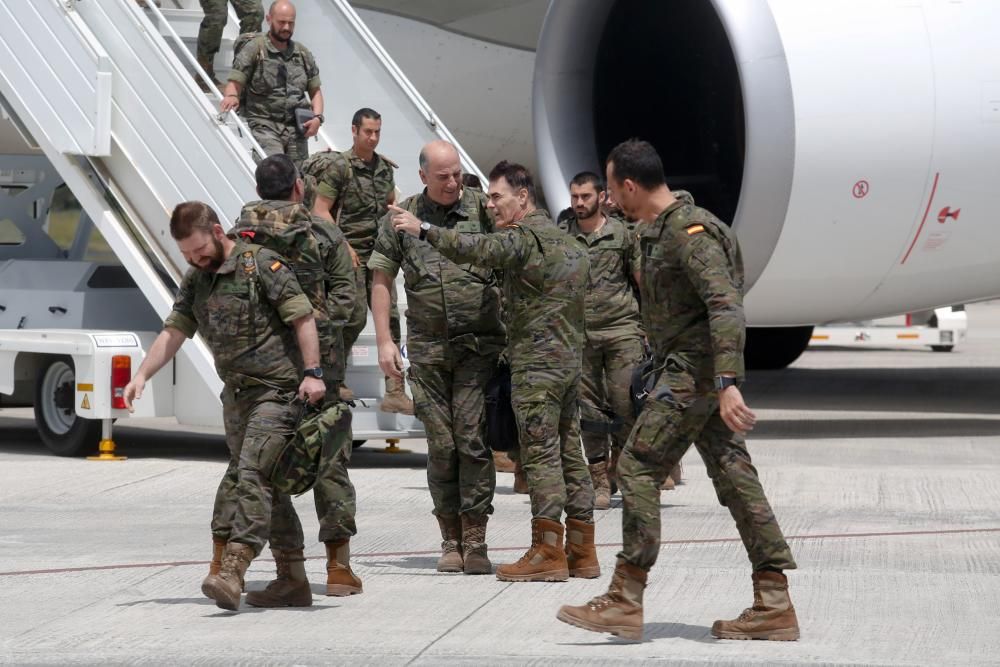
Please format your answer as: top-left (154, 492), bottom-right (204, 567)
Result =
top-left (87, 438), bottom-right (127, 461)
top-left (375, 437), bottom-right (411, 455)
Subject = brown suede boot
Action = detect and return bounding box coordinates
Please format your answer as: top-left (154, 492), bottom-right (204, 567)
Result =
top-left (492, 450), bottom-right (515, 473)
top-left (513, 461), bottom-right (529, 494)
top-left (436, 515), bottom-right (464, 573)
top-left (565, 518), bottom-right (600, 579)
top-left (461, 514), bottom-right (492, 575)
top-left (338, 383), bottom-right (355, 401)
top-left (324, 540), bottom-right (363, 596)
top-left (195, 55), bottom-right (223, 93)
top-left (496, 518), bottom-right (569, 582)
top-left (200, 537), bottom-right (226, 599)
top-left (202, 542), bottom-right (254, 611)
top-left (670, 462), bottom-right (683, 485)
top-left (589, 461), bottom-right (611, 510)
top-left (245, 548), bottom-right (312, 608)
top-left (712, 570), bottom-right (800, 641)
top-left (380, 375), bottom-right (414, 415)
top-left (556, 559), bottom-right (647, 640)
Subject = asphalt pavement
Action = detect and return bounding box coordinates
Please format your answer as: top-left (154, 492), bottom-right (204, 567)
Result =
top-left (2, 303), bottom-right (1000, 665)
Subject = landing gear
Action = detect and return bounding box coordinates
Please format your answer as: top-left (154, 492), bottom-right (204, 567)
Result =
top-left (34, 356), bottom-right (100, 456)
top-left (744, 326), bottom-right (814, 370)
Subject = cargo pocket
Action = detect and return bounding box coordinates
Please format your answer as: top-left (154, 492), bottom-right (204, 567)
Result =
top-left (627, 401), bottom-right (683, 467)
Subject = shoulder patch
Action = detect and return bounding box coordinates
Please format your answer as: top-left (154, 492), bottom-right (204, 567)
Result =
top-left (269, 260), bottom-right (283, 273)
top-left (686, 225), bottom-right (705, 235)
top-left (241, 251), bottom-right (257, 275)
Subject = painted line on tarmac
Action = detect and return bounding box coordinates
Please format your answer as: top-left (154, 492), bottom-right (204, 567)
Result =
top-left (2, 526), bottom-right (998, 578)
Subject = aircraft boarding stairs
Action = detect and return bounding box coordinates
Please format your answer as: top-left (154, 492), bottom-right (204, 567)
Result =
top-left (0, 0), bottom-right (482, 446)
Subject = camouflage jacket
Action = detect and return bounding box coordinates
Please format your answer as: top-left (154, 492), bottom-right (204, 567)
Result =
top-left (228, 35), bottom-right (320, 125)
top-left (164, 239), bottom-right (312, 389)
top-left (639, 191), bottom-right (746, 381)
top-left (368, 188), bottom-right (505, 364)
top-left (302, 148), bottom-right (397, 261)
top-left (233, 200), bottom-right (355, 383)
top-left (561, 214), bottom-right (643, 343)
top-left (427, 209), bottom-right (587, 372)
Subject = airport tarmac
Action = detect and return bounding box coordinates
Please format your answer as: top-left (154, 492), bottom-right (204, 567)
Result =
top-left (2, 303), bottom-right (1000, 665)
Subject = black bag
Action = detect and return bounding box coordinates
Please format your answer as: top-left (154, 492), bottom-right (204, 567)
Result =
top-left (630, 355), bottom-right (659, 417)
top-left (484, 360), bottom-right (518, 452)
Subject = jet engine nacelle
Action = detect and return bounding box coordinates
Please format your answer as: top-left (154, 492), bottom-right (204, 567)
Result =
top-left (533, 0), bottom-right (1000, 326)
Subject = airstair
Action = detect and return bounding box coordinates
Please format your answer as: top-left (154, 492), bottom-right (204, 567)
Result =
top-left (0, 0), bottom-right (480, 449)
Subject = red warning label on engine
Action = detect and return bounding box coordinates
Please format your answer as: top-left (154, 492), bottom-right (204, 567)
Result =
top-left (937, 206), bottom-right (960, 224)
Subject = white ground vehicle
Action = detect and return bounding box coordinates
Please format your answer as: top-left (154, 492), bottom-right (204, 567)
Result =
top-left (809, 307), bottom-right (967, 353)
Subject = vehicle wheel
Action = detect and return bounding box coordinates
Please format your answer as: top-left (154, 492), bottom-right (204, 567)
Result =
top-left (744, 326), bottom-right (815, 370)
top-left (34, 356), bottom-right (100, 456)
top-left (352, 439), bottom-right (366, 449)
top-left (930, 345), bottom-right (954, 352)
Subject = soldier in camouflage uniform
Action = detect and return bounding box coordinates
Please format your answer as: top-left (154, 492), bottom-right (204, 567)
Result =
top-left (303, 108), bottom-right (412, 413)
top-left (557, 139), bottom-right (799, 642)
top-left (391, 159), bottom-right (598, 583)
top-left (225, 155), bottom-right (363, 606)
top-left (196, 0), bottom-right (263, 89)
top-left (559, 171), bottom-right (645, 510)
top-left (123, 201), bottom-right (326, 612)
top-left (220, 1), bottom-right (324, 164)
top-left (369, 141), bottom-right (504, 575)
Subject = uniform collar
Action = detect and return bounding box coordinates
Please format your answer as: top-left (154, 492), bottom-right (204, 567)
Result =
top-left (518, 208), bottom-right (551, 226)
top-left (421, 189), bottom-right (470, 219)
top-left (569, 214), bottom-right (614, 242)
top-left (215, 239), bottom-right (251, 276)
top-left (643, 190), bottom-right (696, 238)
top-left (348, 147), bottom-right (380, 169)
top-left (264, 37), bottom-right (297, 57)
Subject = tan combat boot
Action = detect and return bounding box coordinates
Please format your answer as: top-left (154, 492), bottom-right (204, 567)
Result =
top-left (200, 537), bottom-right (226, 599)
top-left (496, 518), bottom-right (569, 582)
top-left (195, 55), bottom-right (223, 93)
top-left (589, 461), bottom-right (611, 510)
top-left (325, 539), bottom-right (363, 596)
top-left (513, 461), bottom-right (529, 494)
top-left (436, 515), bottom-right (464, 573)
top-left (202, 542), bottom-right (254, 611)
top-left (556, 559), bottom-right (647, 640)
top-left (565, 518), bottom-right (600, 579)
top-left (245, 548), bottom-right (312, 608)
top-left (670, 462), bottom-right (683, 486)
top-left (712, 570), bottom-right (800, 641)
top-left (380, 375), bottom-right (414, 415)
top-left (492, 450), bottom-right (515, 473)
top-left (461, 514), bottom-right (492, 575)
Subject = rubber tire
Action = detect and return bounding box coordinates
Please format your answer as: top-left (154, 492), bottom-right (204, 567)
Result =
top-left (34, 356), bottom-right (101, 457)
top-left (744, 326), bottom-right (815, 370)
top-left (930, 345), bottom-right (954, 352)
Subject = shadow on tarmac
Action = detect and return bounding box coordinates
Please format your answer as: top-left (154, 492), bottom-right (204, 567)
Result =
top-left (557, 621), bottom-right (714, 645)
top-left (747, 366), bottom-right (1000, 415)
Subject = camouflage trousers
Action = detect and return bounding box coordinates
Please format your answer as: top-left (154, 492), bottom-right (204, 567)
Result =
top-left (248, 118), bottom-right (309, 166)
top-left (343, 263), bottom-right (400, 353)
top-left (212, 384), bottom-right (303, 556)
top-left (197, 0), bottom-right (263, 61)
top-left (311, 378), bottom-right (357, 543)
top-left (579, 335), bottom-right (645, 462)
top-left (511, 366), bottom-right (594, 523)
top-left (408, 349), bottom-right (497, 519)
top-left (617, 364), bottom-right (797, 572)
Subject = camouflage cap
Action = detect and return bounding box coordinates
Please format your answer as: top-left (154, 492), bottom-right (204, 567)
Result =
top-left (269, 400), bottom-right (352, 496)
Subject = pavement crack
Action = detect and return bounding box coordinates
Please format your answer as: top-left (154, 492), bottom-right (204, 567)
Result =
top-left (99, 467), bottom-right (181, 494)
top-left (405, 582), bottom-right (513, 665)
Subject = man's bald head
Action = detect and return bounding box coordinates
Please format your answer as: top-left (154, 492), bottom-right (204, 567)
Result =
top-left (418, 141), bottom-right (463, 206)
top-left (267, 1), bottom-right (296, 44)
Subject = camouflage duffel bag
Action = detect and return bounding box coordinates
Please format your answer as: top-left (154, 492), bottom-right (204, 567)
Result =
top-left (269, 400), bottom-right (353, 496)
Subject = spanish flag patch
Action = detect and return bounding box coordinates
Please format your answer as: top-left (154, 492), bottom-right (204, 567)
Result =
top-left (270, 260), bottom-right (283, 272)
top-left (686, 225), bottom-right (705, 235)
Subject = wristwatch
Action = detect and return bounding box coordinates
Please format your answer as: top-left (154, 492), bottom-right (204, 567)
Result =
top-left (315, 113), bottom-right (325, 124)
top-left (418, 221), bottom-right (432, 240)
top-left (714, 375), bottom-right (741, 391)
top-left (303, 367), bottom-right (324, 379)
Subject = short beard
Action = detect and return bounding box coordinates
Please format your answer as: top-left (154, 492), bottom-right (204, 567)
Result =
top-left (190, 237), bottom-right (225, 273)
top-left (575, 201), bottom-right (600, 220)
top-left (269, 27), bottom-right (291, 45)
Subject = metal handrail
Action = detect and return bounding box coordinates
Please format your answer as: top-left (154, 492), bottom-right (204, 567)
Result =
top-left (327, 0), bottom-right (485, 181)
top-left (134, 0), bottom-right (267, 164)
